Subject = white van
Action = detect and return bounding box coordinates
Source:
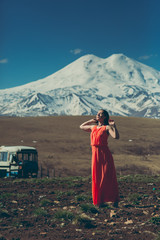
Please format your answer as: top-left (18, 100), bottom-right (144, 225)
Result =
top-left (0, 146), bottom-right (38, 178)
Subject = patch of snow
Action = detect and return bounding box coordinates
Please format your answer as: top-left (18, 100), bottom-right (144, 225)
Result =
top-left (0, 53), bottom-right (160, 117)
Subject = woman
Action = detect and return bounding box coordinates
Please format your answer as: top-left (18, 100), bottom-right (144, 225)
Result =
top-left (80, 109), bottom-right (120, 207)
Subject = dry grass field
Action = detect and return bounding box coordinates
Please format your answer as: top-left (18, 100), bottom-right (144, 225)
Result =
top-left (1, 116), bottom-right (160, 240)
top-left (0, 115), bottom-right (160, 177)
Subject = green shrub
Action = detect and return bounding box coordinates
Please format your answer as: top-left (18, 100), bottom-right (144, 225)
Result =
top-left (80, 203), bottom-right (99, 214)
top-left (74, 215), bottom-right (96, 228)
top-left (39, 198), bottom-right (52, 207)
top-left (127, 193), bottom-right (142, 205)
top-left (150, 217), bottom-right (160, 225)
top-left (0, 209), bottom-right (10, 218)
top-left (55, 190), bottom-right (66, 200)
top-left (118, 174), bottom-right (160, 183)
top-left (33, 208), bottom-right (48, 217)
top-left (0, 202), bottom-right (3, 208)
top-left (65, 190), bottom-right (76, 196)
top-left (16, 193), bottom-right (28, 199)
top-left (75, 194), bottom-right (88, 202)
top-left (54, 210), bottom-right (74, 222)
top-left (0, 193), bottom-right (14, 200)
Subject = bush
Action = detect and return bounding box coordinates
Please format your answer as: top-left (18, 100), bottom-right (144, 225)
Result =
top-left (127, 193), bottom-right (142, 205)
top-left (54, 210), bottom-right (74, 222)
top-left (80, 203), bottom-right (99, 214)
top-left (39, 198), bottom-right (52, 207)
top-left (33, 208), bottom-right (48, 217)
top-left (150, 217), bottom-right (160, 225)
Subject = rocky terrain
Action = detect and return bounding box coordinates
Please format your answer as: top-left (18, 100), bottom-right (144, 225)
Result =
top-left (0, 175), bottom-right (160, 240)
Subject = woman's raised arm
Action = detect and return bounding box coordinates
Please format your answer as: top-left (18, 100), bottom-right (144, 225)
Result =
top-left (107, 121), bottom-right (120, 139)
top-left (80, 119), bottom-right (97, 132)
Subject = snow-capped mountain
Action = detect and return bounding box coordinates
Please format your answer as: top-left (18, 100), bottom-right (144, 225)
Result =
top-left (1, 53), bottom-right (160, 118)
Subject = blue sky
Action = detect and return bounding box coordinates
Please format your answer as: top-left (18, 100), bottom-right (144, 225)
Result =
top-left (0, 0), bottom-right (160, 89)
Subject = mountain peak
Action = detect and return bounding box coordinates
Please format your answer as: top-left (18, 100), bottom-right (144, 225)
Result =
top-left (0, 53), bottom-right (160, 118)
top-left (75, 54), bottom-right (102, 63)
top-left (107, 53), bottom-right (131, 63)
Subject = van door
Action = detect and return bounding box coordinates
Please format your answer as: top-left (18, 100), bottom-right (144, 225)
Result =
top-left (17, 151), bottom-right (38, 177)
top-left (10, 153), bottom-right (19, 176)
top-left (0, 152), bottom-right (10, 177)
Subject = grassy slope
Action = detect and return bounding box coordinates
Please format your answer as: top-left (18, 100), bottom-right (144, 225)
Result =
top-left (0, 116), bottom-right (160, 176)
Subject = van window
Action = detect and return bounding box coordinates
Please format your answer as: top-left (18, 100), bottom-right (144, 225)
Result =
top-left (17, 152), bottom-right (37, 162)
top-left (0, 152), bottom-right (8, 162)
top-left (28, 153), bottom-right (37, 161)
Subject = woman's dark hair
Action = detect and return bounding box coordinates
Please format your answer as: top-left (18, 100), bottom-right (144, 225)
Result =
top-left (101, 109), bottom-right (109, 125)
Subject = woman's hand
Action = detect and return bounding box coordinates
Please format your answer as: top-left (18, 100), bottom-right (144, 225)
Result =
top-left (109, 119), bottom-right (115, 127)
top-left (91, 118), bottom-right (98, 124)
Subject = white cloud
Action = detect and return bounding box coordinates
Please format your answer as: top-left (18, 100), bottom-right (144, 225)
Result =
top-left (139, 54), bottom-right (157, 60)
top-left (70, 48), bottom-right (83, 55)
top-left (0, 58), bottom-right (8, 64)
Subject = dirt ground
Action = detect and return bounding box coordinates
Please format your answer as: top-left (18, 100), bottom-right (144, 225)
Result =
top-left (0, 175), bottom-right (160, 240)
top-left (0, 116), bottom-right (160, 239)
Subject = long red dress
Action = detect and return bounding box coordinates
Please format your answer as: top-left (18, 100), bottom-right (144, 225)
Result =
top-left (91, 125), bottom-right (119, 206)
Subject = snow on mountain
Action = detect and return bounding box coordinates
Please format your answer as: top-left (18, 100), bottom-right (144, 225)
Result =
top-left (1, 53), bottom-right (160, 118)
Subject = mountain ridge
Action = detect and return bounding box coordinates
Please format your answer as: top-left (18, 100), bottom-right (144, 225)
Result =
top-left (0, 53), bottom-right (160, 117)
